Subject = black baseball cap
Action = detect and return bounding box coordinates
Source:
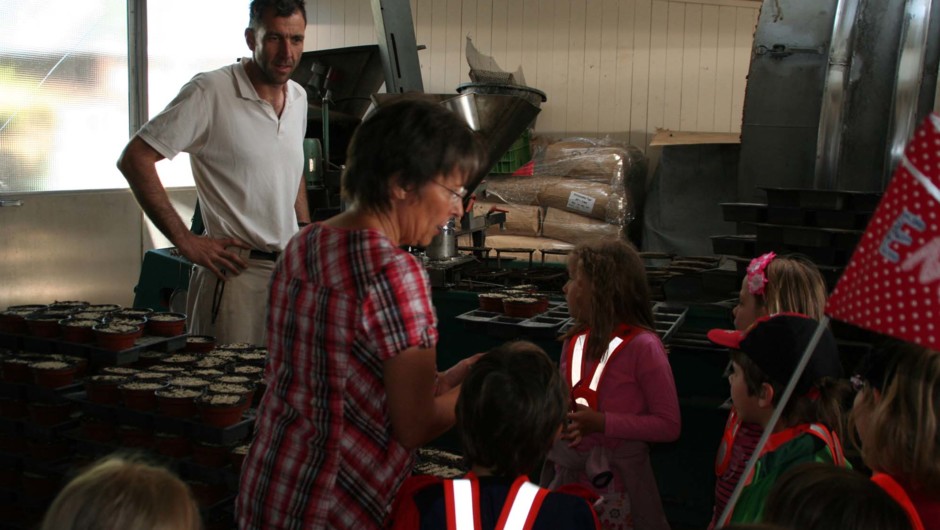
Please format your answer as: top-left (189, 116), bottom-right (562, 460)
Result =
top-left (707, 313), bottom-right (844, 395)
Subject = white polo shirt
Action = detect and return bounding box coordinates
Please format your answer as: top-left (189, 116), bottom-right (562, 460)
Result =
top-left (138, 59), bottom-right (307, 252)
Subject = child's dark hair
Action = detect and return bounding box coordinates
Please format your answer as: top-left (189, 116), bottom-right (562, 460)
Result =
top-left (764, 463), bottom-right (913, 530)
top-left (731, 350), bottom-right (851, 441)
top-left (456, 341), bottom-right (567, 478)
top-left (564, 239), bottom-right (654, 361)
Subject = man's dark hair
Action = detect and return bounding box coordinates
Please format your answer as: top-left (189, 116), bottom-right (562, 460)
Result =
top-left (249, 0), bottom-right (307, 28)
top-left (457, 341), bottom-right (567, 478)
top-left (341, 99), bottom-right (484, 212)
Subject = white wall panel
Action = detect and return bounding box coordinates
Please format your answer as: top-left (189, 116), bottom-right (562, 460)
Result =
top-left (308, 0), bottom-right (759, 151)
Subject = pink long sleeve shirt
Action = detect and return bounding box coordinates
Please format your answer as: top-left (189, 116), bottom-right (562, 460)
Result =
top-left (561, 328), bottom-right (681, 452)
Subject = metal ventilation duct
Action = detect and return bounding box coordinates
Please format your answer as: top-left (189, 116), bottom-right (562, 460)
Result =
top-left (738, 0), bottom-right (940, 200)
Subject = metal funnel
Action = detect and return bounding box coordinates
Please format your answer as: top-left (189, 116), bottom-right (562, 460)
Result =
top-left (440, 90), bottom-right (544, 200)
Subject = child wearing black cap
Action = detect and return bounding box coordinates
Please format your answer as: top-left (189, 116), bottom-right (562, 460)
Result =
top-left (707, 312), bottom-right (851, 526)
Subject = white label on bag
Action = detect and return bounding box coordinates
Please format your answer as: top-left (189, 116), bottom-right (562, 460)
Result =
top-left (567, 191), bottom-right (596, 214)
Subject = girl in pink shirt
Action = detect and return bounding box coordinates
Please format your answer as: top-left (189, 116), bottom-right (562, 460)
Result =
top-left (541, 240), bottom-right (681, 530)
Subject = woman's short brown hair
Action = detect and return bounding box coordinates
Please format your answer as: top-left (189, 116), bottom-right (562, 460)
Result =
top-left (341, 99), bottom-right (484, 213)
top-left (40, 453), bottom-right (202, 530)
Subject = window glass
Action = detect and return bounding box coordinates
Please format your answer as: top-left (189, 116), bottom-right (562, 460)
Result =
top-left (147, 1), bottom-right (250, 187)
top-left (0, 0), bottom-right (128, 192)
top-left (0, 0), bottom-right (251, 193)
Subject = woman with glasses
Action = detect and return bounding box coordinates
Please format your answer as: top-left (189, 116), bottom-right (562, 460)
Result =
top-left (237, 99), bottom-right (486, 530)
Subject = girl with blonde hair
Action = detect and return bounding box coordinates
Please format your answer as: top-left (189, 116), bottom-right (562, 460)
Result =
top-left (41, 453), bottom-right (202, 530)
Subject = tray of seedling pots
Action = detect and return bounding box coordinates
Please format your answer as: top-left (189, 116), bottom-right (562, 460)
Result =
top-left (456, 301), bottom-right (572, 340)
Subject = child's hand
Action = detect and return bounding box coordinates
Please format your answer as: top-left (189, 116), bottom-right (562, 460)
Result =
top-left (562, 405), bottom-right (605, 447)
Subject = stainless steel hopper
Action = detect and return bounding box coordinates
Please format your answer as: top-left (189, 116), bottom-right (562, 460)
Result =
top-left (441, 86), bottom-right (545, 202)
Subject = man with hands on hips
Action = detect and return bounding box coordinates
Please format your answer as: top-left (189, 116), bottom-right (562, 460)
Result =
top-left (117, 0), bottom-right (310, 345)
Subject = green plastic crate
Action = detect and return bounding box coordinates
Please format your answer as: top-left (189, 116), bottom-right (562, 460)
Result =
top-left (491, 129), bottom-right (531, 174)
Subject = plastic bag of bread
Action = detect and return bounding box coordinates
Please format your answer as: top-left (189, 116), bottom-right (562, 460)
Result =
top-left (480, 175), bottom-right (567, 205)
top-left (541, 208), bottom-right (624, 245)
top-left (536, 180), bottom-right (632, 224)
top-left (471, 201), bottom-right (542, 237)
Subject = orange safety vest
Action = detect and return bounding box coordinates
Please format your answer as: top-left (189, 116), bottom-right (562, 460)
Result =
top-left (565, 325), bottom-right (641, 410)
top-left (715, 408), bottom-right (742, 476)
top-left (444, 473), bottom-right (549, 530)
top-left (720, 423), bottom-right (847, 527)
top-left (872, 473), bottom-right (926, 530)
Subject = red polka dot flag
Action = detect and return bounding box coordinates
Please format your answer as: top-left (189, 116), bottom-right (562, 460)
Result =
top-left (826, 113), bottom-right (940, 351)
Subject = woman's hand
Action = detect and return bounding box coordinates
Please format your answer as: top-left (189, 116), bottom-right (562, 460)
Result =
top-left (434, 352), bottom-right (484, 396)
top-left (562, 404), bottom-right (605, 447)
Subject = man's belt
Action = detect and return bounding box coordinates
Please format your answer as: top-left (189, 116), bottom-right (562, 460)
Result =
top-left (249, 249), bottom-right (280, 262)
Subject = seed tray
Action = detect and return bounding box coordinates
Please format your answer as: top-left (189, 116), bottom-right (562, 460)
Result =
top-left (23, 423), bottom-right (80, 448)
top-left (814, 209), bottom-right (871, 230)
top-left (766, 207), bottom-right (811, 226)
top-left (762, 187), bottom-right (882, 213)
top-left (456, 310), bottom-right (572, 340)
top-left (25, 382), bottom-right (83, 404)
top-left (783, 226), bottom-right (863, 250)
top-left (710, 235), bottom-right (756, 257)
top-left (653, 304), bottom-right (688, 344)
top-left (64, 392), bottom-right (253, 446)
top-left (0, 332), bottom-right (186, 367)
top-left (719, 203), bottom-right (767, 223)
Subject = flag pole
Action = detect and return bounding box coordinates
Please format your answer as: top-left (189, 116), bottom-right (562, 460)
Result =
top-left (716, 315), bottom-right (831, 527)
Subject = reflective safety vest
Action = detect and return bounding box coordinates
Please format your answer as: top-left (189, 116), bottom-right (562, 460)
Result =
top-left (715, 408), bottom-right (743, 476)
top-left (444, 473), bottom-right (549, 530)
top-left (756, 422), bottom-right (846, 469)
top-left (565, 326), bottom-right (641, 410)
top-left (721, 422), bottom-right (847, 527)
top-left (872, 473), bottom-right (926, 530)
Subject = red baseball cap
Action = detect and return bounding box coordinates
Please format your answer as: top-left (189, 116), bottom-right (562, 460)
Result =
top-left (707, 313), bottom-right (844, 394)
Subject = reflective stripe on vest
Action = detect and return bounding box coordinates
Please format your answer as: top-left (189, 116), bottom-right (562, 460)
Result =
top-left (715, 408), bottom-right (742, 476)
top-left (445, 475), bottom-right (549, 530)
top-left (872, 473), bottom-right (926, 530)
top-left (569, 333), bottom-right (627, 408)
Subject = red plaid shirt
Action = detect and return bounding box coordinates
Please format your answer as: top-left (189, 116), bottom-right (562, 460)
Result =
top-left (237, 223), bottom-right (439, 530)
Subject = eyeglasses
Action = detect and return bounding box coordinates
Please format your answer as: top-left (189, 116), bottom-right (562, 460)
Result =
top-left (432, 181), bottom-right (468, 204)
